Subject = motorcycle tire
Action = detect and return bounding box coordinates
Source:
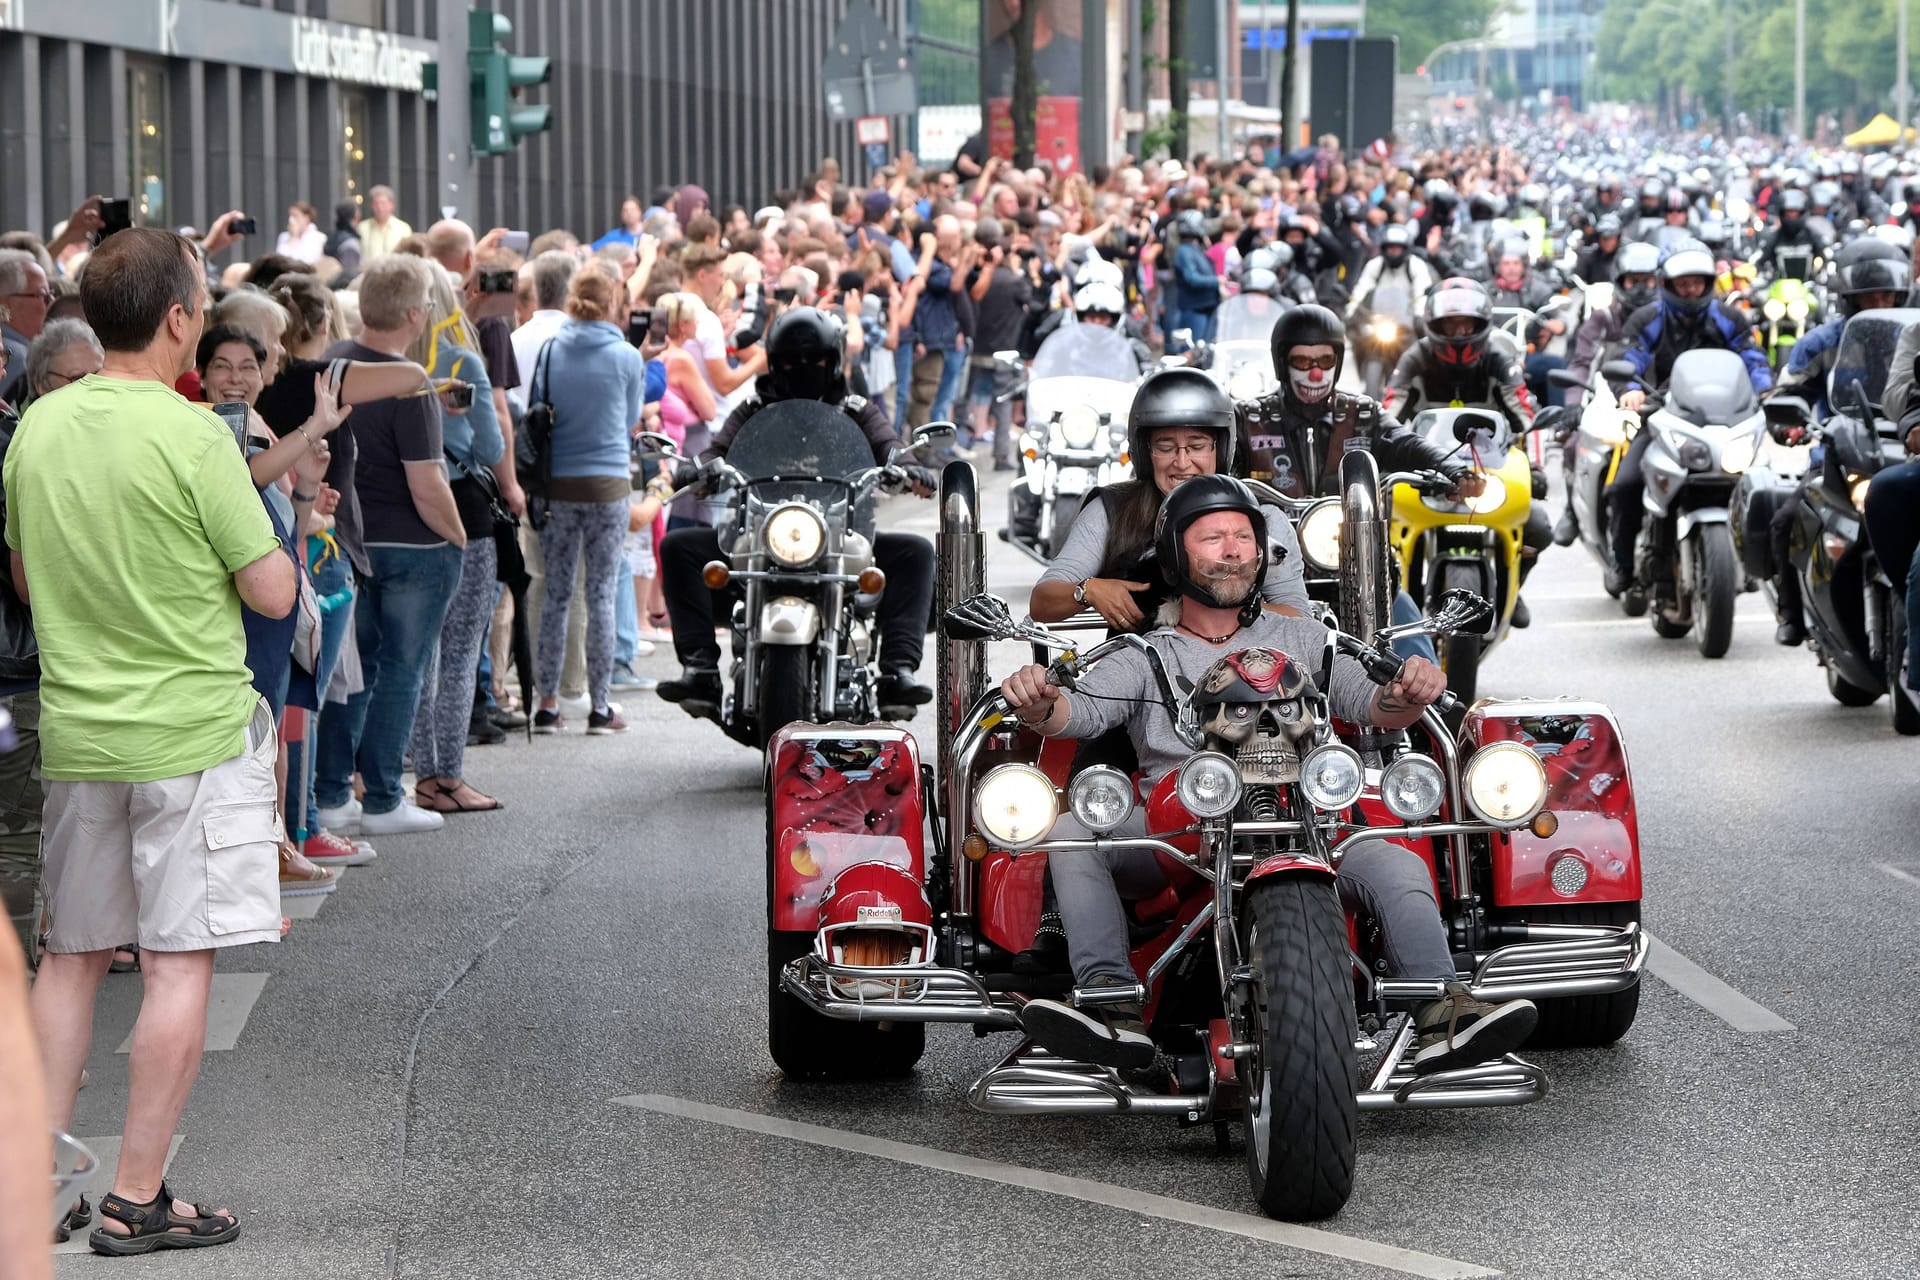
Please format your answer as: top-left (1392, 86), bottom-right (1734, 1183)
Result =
top-left (1240, 877), bottom-right (1358, 1222)
top-left (1690, 525), bottom-right (1738, 659)
top-left (1437, 561), bottom-right (1483, 710)
top-left (755, 646), bottom-right (813, 752)
top-left (1486, 901), bottom-right (1641, 1048)
top-left (1043, 493), bottom-right (1081, 561)
top-left (1825, 661), bottom-right (1881, 708)
top-left (1888, 609), bottom-right (1920, 736)
top-left (1650, 608), bottom-right (1690, 639)
top-left (766, 930), bottom-right (925, 1081)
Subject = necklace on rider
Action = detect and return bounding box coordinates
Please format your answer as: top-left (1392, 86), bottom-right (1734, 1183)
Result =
top-left (1179, 622), bottom-right (1238, 644)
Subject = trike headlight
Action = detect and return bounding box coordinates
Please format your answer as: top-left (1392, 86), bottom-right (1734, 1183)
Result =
top-left (1463, 742), bottom-right (1548, 825)
top-left (975, 764), bottom-right (1058, 849)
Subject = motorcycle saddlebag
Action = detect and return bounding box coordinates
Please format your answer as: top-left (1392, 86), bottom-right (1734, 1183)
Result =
top-left (766, 724), bottom-right (925, 933)
top-left (1731, 466), bottom-right (1790, 583)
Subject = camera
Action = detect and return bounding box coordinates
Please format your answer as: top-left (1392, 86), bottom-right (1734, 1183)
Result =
top-left (733, 282), bottom-right (772, 347)
top-left (228, 215), bottom-right (258, 237)
top-left (477, 269), bottom-right (515, 294)
top-left (99, 198), bottom-right (133, 240)
top-left (501, 230), bottom-right (530, 255)
top-left (442, 382), bottom-right (475, 411)
top-left (626, 308), bottom-right (654, 348)
top-left (773, 286), bottom-right (798, 305)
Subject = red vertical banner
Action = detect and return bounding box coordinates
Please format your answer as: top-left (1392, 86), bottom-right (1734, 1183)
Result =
top-left (982, 0), bottom-right (1084, 176)
top-left (986, 96), bottom-right (1082, 175)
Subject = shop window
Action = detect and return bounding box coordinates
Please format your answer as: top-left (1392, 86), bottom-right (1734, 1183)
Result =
top-left (129, 61), bottom-right (170, 227)
top-left (341, 91), bottom-right (371, 214)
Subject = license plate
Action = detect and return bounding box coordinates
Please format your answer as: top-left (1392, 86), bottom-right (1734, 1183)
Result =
top-left (1055, 468), bottom-right (1093, 495)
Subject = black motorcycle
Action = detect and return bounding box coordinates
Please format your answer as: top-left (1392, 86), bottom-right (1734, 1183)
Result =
top-left (1733, 310), bottom-right (1920, 733)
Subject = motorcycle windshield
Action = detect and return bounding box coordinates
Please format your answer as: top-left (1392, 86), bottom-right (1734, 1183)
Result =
top-left (1773, 245), bottom-right (1814, 281)
top-left (1215, 294), bottom-right (1294, 343)
top-left (1829, 308), bottom-right (1920, 413)
top-left (1030, 323), bottom-right (1140, 381)
top-left (1410, 407), bottom-right (1514, 459)
top-left (725, 399), bottom-right (878, 521)
top-left (1665, 349), bottom-right (1758, 425)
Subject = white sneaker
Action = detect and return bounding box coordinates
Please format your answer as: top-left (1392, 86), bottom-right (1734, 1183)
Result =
top-left (558, 693), bottom-right (591, 718)
top-left (631, 638), bottom-right (657, 658)
top-left (359, 801), bottom-right (446, 835)
top-left (316, 798), bottom-right (364, 835)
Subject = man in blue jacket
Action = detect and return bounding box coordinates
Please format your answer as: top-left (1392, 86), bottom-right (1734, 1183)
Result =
top-left (1604, 240), bottom-right (1771, 593)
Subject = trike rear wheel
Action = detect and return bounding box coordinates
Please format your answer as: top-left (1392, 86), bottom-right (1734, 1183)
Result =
top-left (767, 930), bottom-right (925, 1081)
top-left (1491, 901), bottom-right (1642, 1048)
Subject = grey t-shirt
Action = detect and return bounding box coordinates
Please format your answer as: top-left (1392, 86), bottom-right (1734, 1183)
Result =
top-left (1038, 494), bottom-right (1313, 616)
top-left (1058, 611), bottom-right (1379, 788)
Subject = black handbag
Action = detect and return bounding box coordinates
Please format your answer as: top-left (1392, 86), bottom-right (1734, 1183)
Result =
top-left (516, 337), bottom-right (558, 529)
top-left (445, 449), bottom-right (508, 541)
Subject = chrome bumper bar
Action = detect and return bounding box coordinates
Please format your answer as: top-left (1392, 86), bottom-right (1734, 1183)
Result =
top-left (1358, 1017), bottom-right (1548, 1112)
top-left (1469, 922), bottom-right (1648, 1001)
top-left (781, 954), bottom-right (1022, 1029)
top-left (969, 1045), bottom-right (1212, 1119)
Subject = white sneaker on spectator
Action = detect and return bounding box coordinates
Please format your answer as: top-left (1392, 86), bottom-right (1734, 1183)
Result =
top-left (559, 693), bottom-right (622, 718)
top-left (316, 798), bottom-right (364, 835)
top-left (631, 638), bottom-right (657, 658)
top-left (359, 801), bottom-right (445, 835)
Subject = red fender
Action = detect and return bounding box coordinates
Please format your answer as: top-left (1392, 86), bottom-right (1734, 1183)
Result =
top-left (766, 724), bottom-right (924, 933)
top-left (1461, 701), bottom-right (1643, 908)
top-left (1245, 852), bottom-right (1339, 885)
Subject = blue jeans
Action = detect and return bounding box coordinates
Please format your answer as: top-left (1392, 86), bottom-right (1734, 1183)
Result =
top-left (615, 554), bottom-right (639, 665)
top-left (298, 552), bottom-right (357, 839)
top-left (1390, 590), bottom-right (1440, 664)
top-left (893, 343), bottom-right (915, 428)
top-left (315, 543), bottom-right (462, 815)
top-left (929, 344), bottom-right (968, 426)
top-left (1863, 460), bottom-right (1920, 682)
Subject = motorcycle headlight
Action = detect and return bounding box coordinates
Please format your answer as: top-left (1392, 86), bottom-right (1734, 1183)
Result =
top-left (1298, 744), bottom-right (1365, 811)
top-left (1786, 297), bottom-right (1810, 321)
top-left (1057, 404), bottom-right (1102, 450)
top-left (1226, 364), bottom-right (1269, 401)
top-left (762, 503), bottom-right (827, 567)
top-left (1462, 742), bottom-right (1549, 825)
top-left (974, 764), bottom-right (1059, 849)
top-left (1850, 474), bottom-right (1873, 511)
top-left (1380, 754), bottom-right (1447, 821)
top-left (1720, 431), bottom-right (1759, 474)
top-left (1678, 436), bottom-right (1715, 472)
top-left (1370, 319), bottom-right (1399, 344)
top-left (1067, 765), bottom-right (1136, 834)
top-left (1176, 752), bottom-right (1243, 819)
top-left (1297, 499), bottom-right (1343, 572)
top-left (1762, 297), bottom-right (1786, 321)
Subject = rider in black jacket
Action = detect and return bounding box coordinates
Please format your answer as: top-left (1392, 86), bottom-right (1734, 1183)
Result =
top-left (656, 308), bottom-right (936, 711)
top-left (1385, 278), bottom-right (1556, 626)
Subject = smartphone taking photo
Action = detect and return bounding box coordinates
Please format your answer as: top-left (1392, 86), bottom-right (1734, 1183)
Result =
top-left (99, 198), bottom-right (133, 240)
top-left (211, 401), bottom-right (249, 453)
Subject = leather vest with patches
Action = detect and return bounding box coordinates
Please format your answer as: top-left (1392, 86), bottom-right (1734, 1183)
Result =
top-left (1234, 389), bottom-right (1376, 498)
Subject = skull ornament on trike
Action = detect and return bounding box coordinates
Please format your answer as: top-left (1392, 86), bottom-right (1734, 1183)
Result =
top-left (764, 458), bottom-right (1647, 1222)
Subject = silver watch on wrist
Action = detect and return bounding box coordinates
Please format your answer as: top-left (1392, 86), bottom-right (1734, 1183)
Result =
top-left (1073, 580), bottom-right (1089, 605)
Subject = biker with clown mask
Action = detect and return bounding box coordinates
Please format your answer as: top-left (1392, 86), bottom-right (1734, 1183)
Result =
top-left (1232, 304), bottom-right (1479, 655)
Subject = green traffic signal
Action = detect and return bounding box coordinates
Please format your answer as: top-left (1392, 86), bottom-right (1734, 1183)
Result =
top-left (466, 7), bottom-right (550, 156)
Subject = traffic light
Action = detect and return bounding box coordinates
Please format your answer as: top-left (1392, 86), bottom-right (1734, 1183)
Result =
top-left (468, 8), bottom-right (551, 156)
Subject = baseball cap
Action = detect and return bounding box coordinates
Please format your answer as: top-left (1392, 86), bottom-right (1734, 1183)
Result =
top-left (862, 189), bottom-right (895, 219)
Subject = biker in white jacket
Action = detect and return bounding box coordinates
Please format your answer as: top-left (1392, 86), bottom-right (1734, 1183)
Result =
top-left (1345, 223), bottom-right (1436, 320)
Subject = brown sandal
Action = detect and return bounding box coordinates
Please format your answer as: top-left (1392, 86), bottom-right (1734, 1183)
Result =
top-left (89, 1183), bottom-right (239, 1255)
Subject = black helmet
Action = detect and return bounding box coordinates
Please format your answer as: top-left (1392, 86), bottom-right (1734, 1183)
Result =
top-left (1268, 304), bottom-right (1348, 406)
top-left (1152, 474), bottom-right (1269, 618)
top-left (1835, 238), bottom-right (1912, 315)
top-left (1426, 277), bottom-right (1493, 365)
top-left (1128, 367), bottom-right (1238, 477)
top-left (1612, 241), bottom-right (1662, 310)
top-left (763, 306), bottom-right (847, 403)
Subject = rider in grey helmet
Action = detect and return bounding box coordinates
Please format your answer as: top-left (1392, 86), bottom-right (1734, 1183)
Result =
top-left (1553, 241), bottom-right (1663, 546)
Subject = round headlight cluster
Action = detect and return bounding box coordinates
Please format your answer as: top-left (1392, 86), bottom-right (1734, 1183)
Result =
top-left (1370, 318), bottom-right (1399, 344)
top-left (974, 764), bottom-right (1059, 849)
top-left (763, 504), bottom-right (827, 567)
top-left (1226, 364), bottom-right (1271, 401)
top-left (1462, 742), bottom-right (1549, 825)
top-left (1298, 744), bottom-right (1364, 811)
top-left (1720, 431), bottom-right (1759, 475)
top-left (1068, 765), bottom-right (1136, 833)
top-left (1176, 752), bottom-right (1242, 818)
top-left (1762, 297), bottom-right (1787, 321)
top-left (1380, 754), bottom-right (1446, 821)
top-left (1297, 500), bottom-right (1343, 572)
top-left (1786, 297), bottom-right (1810, 322)
top-left (1057, 404), bottom-right (1103, 450)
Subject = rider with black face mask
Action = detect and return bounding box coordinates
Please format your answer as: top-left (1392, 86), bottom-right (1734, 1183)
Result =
top-left (656, 307), bottom-right (937, 710)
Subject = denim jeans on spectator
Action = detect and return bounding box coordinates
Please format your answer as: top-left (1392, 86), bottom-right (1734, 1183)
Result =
top-left (615, 553), bottom-right (639, 666)
top-left (893, 342), bottom-right (915, 427)
top-left (315, 542), bottom-right (462, 815)
top-left (302, 553), bottom-right (356, 836)
top-left (929, 343), bottom-right (968, 426)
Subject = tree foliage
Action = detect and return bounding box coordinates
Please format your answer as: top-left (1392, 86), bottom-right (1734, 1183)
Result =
top-left (1596, 0), bottom-right (1910, 126)
top-left (1366, 0), bottom-right (1505, 70)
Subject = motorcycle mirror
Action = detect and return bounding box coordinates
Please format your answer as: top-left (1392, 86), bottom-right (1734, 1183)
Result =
top-left (1451, 410), bottom-right (1503, 446)
top-left (1548, 368), bottom-right (1586, 389)
top-left (1431, 588), bottom-right (1497, 636)
top-left (634, 431), bottom-right (681, 457)
top-left (1761, 395), bottom-right (1811, 427)
top-left (1171, 327), bottom-right (1194, 347)
top-left (1599, 360), bottom-right (1639, 381)
top-left (914, 422), bottom-right (959, 446)
top-left (942, 593), bottom-right (1021, 641)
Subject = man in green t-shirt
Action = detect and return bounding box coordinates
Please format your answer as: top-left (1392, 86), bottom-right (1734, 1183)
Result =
top-left (8, 228), bottom-right (295, 1254)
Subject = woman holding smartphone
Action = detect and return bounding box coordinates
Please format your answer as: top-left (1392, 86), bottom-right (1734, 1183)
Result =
top-left (407, 263), bottom-right (505, 814)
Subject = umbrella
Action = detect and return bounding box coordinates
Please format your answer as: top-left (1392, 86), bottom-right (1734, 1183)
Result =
top-left (494, 518), bottom-right (535, 741)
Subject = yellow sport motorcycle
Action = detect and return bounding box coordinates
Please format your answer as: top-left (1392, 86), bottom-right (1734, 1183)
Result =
top-left (1388, 407), bottom-right (1539, 707)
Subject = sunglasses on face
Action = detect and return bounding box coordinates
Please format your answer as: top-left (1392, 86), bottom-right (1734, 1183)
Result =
top-left (1287, 354), bottom-right (1338, 372)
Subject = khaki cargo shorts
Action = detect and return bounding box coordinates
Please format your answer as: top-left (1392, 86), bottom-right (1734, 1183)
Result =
top-left (40, 698), bottom-right (283, 953)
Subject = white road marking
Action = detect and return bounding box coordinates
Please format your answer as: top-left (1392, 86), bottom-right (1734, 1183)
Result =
top-left (115, 973), bottom-right (269, 1054)
top-left (1643, 933), bottom-right (1796, 1033)
top-left (51, 1135), bottom-right (185, 1255)
top-left (1875, 862), bottom-right (1920, 889)
top-left (282, 891), bottom-right (330, 920)
top-left (613, 1093), bottom-right (1500, 1279)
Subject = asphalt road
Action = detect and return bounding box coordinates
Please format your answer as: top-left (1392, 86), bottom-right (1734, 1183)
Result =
top-left (50, 464), bottom-right (1920, 1280)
